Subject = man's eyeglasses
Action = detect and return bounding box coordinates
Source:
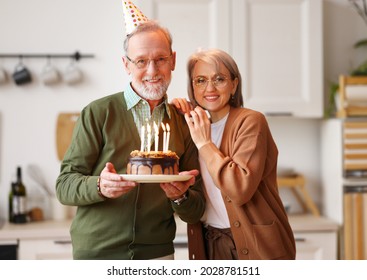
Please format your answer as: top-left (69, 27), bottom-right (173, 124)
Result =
top-left (192, 75), bottom-right (229, 89)
top-left (125, 55), bottom-right (172, 69)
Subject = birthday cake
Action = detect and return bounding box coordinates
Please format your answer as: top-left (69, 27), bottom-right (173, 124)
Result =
top-left (127, 150), bottom-right (179, 175)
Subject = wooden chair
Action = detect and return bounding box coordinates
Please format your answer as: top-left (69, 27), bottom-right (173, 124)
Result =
top-left (337, 75), bottom-right (367, 118)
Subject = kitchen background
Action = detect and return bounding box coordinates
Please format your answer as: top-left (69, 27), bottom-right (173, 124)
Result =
top-left (0, 0), bottom-right (366, 256)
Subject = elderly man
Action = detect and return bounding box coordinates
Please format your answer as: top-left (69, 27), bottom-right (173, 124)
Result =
top-left (56, 3), bottom-right (205, 260)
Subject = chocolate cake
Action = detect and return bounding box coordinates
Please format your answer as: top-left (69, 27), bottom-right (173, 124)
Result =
top-left (127, 150), bottom-right (179, 175)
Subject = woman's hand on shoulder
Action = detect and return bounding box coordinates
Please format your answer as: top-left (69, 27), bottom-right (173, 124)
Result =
top-left (171, 98), bottom-right (193, 115)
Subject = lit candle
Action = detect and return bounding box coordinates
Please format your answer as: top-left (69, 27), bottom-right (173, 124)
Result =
top-left (147, 123), bottom-right (151, 152)
top-left (154, 122), bottom-right (159, 152)
top-left (161, 123), bottom-right (166, 152)
top-left (166, 123), bottom-right (170, 151)
top-left (140, 125), bottom-right (145, 152)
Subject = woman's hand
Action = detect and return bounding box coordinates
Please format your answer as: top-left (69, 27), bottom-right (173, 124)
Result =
top-left (171, 98), bottom-right (193, 115)
top-left (184, 106), bottom-right (212, 150)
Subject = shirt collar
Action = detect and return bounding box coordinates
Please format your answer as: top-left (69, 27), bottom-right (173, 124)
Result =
top-left (124, 83), bottom-right (171, 118)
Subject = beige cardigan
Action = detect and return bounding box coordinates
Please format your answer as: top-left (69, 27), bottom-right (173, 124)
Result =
top-left (187, 107), bottom-right (296, 260)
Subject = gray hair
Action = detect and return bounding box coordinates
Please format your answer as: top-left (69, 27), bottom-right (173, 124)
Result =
top-left (123, 21), bottom-right (173, 55)
top-left (187, 48), bottom-right (243, 108)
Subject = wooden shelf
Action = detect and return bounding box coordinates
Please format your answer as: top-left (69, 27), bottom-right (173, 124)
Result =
top-left (337, 75), bottom-right (367, 118)
top-left (277, 175), bottom-right (320, 216)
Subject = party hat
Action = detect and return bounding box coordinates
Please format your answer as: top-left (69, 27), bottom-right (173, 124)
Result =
top-left (122, 1), bottom-right (149, 35)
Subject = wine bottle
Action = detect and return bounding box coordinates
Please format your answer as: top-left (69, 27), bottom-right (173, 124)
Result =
top-left (11, 166), bottom-right (27, 224)
top-left (8, 182), bottom-right (14, 223)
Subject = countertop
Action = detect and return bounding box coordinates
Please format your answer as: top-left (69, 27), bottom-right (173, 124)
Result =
top-left (0, 219), bottom-right (72, 241)
top-left (0, 216), bottom-right (188, 244)
top-left (288, 214), bottom-right (339, 232)
top-left (0, 214), bottom-right (339, 242)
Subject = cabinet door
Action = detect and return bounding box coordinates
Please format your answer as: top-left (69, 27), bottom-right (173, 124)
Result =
top-left (136, 0), bottom-right (230, 101)
top-left (232, 0), bottom-right (323, 117)
top-left (320, 119), bottom-right (344, 224)
top-left (294, 231), bottom-right (337, 260)
top-left (135, 0), bottom-right (323, 117)
top-left (18, 239), bottom-right (72, 260)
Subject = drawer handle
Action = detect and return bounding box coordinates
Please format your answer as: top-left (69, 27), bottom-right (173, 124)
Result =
top-left (54, 240), bottom-right (72, 245)
top-left (295, 237), bottom-right (306, 242)
top-left (265, 112), bottom-right (293, 117)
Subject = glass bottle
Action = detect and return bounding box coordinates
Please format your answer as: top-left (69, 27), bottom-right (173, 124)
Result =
top-left (12, 166), bottom-right (27, 223)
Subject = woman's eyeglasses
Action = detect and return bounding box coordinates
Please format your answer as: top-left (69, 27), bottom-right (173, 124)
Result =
top-left (192, 75), bottom-right (229, 89)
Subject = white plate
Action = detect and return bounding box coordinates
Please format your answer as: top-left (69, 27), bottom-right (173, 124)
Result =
top-left (119, 174), bottom-right (192, 183)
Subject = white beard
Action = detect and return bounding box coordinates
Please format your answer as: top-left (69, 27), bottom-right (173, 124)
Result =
top-left (136, 76), bottom-right (171, 101)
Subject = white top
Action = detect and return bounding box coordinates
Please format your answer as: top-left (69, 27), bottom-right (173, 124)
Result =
top-left (200, 113), bottom-right (230, 228)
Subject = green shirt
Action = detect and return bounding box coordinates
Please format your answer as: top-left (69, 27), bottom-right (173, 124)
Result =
top-left (56, 88), bottom-right (205, 260)
top-left (124, 83), bottom-right (171, 140)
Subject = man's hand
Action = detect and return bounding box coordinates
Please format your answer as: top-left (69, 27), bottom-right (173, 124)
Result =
top-left (99, 162), bottom-right (137, 198)
top-left (160, 169), bottom-right (199, 200)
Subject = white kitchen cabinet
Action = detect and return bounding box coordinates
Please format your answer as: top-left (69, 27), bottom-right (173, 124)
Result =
top-left (19, 239), bottom-right (72, 260)
top-left (0, 219), bottom-right (72, 260)
top-left (136, 0), bottom-right (323, 117)
top-left (0, 217), bottom-right (189, 260)
top-left (232, 0), bottom-right (323, 117)
top-left (294, 232), bottom-right (337, 260)
top-left (290, 215), bottom-right (339, 260)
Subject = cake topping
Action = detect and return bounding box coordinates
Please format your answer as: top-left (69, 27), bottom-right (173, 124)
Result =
top-left (129, 150), bottom-right (179, 159)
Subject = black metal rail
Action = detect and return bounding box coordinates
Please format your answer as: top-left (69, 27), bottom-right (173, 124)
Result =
top-left (0, 51), bottom-right (94, 61)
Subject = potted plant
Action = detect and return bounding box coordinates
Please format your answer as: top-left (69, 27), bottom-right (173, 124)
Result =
top-left (326, 0), bottom-right (367, 117)
top-left (349, 0), bottom-right (367, 75)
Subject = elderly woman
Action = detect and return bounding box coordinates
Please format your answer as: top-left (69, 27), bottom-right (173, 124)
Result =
top-left (173, 48), bottom-right (296, 260)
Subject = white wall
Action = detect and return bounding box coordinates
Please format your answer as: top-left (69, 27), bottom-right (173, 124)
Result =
top-left (0, 0), bottom-right (130, 219)
top-left (0, 0), bottom-right (366, 220)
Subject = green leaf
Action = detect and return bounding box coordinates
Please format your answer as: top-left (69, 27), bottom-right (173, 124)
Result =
top-left (351, 59), bottom-right (367, 75)
top-left (354, 38), bottom-right (367, 48)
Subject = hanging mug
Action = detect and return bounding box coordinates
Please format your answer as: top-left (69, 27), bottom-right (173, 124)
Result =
top-left (63, 60), bottom-right (83, 85)
top-left (41, 58), bottom-right (60, 85)
top-left (12, 62), bottom-right (32, 86)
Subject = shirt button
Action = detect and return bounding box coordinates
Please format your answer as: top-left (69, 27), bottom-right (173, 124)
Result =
top-left (241, 248), bottom-right (249, 255)
top-left (233, 221), bottom-right (240, 227)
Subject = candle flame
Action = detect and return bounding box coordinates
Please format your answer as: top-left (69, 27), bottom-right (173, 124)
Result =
top-left (166, 123), bottom-right (170, 132)
top-left (161, 122), bottom-right (166, 132)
